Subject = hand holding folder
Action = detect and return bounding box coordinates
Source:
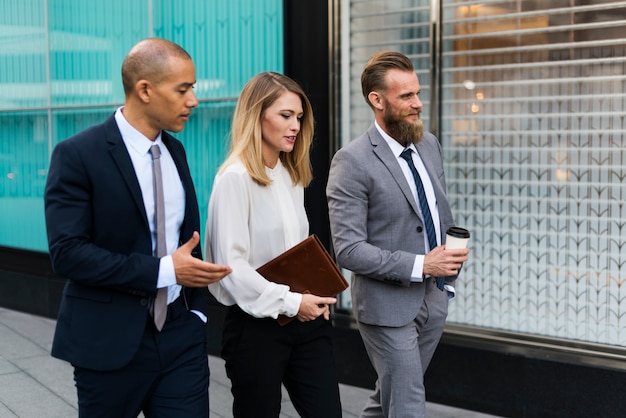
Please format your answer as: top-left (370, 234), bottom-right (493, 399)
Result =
top-left (256, 234), bottom-right (349, 325)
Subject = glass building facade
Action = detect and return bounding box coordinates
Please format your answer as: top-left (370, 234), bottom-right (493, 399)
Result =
top-left (3, 0), bottom-right (626, 367)
top-left (340, 0), bottom-right (626, 352)
top-left (3, 0), bottom-right (626, 414)
top-left (0, 0), bottom-right (283, 251)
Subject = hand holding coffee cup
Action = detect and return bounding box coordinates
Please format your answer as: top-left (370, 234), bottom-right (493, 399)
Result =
top-left (445, 226), bottom-right (470, 249)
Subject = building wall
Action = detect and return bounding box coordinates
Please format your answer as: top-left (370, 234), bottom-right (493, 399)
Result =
top-left (439, 0), bottom-right (626, 348)
top-left (334, 1), bottom-right (626, 415)
top-left (339, 0), bottom-right (626, 358)
top-left (0, 0), bottom-right (284, 252)
top-left (2, 0), bottom-right (626, 416)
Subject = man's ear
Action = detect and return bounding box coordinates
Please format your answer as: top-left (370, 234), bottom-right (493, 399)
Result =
top-left (135, 80), bottom-right (151, 103)
top-left (368, 91), bottom-right (383, 110)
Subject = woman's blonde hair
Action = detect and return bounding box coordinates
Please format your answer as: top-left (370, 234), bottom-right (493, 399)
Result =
top-left (218, 72), bottom-right (314, 187)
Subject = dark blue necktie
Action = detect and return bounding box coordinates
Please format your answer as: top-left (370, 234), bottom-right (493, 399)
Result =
top-left (400, 148), bottom-right (444, 291)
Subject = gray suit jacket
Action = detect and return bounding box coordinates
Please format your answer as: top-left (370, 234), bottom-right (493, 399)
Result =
top-left (326, 125), bottom-right (456, 327)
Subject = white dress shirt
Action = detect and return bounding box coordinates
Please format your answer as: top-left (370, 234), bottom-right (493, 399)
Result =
top-left (374, 122), bottom-right (456, 298)
top-left (115, 108), bottom-right (184, 304)
top-left (374, 121), bottom-right (456, 299)
top-left (375, 122), bottom-right (440, 281)
top-left (206, 158), bottom-right (308, 319)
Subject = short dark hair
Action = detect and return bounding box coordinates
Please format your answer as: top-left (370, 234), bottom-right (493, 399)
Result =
top-left (121, 38), bottom-right (192, 95)
top-left (361, 51), bottom-right (415, 108)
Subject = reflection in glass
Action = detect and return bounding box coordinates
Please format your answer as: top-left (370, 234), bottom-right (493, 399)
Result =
top-left (441, 0), bottom-right (626, 346)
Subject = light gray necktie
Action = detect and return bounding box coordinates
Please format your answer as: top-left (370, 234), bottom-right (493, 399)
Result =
top-left (149, 144), bottom-right (168, 331)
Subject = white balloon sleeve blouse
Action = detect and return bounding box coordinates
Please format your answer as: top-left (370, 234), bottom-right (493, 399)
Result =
top-left (206, 158), bottom-right (308, 319)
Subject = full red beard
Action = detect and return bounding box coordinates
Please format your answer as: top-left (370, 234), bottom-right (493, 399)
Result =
top-left (382, 106), bottom-right (424, 147)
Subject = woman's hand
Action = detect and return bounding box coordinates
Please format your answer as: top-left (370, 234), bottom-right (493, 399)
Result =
top-left (297, 294), bottom-right (337, 322)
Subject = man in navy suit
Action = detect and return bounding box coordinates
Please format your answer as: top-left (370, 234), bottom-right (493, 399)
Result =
top-left (44, 38), bottom-right (231, 417)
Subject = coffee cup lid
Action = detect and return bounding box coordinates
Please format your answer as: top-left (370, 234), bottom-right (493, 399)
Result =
top-left (446, 226), bottom-right (470, 238)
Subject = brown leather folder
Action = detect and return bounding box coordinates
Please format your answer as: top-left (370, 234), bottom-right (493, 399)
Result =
top-left (256, 234), bottom-right (349, 326)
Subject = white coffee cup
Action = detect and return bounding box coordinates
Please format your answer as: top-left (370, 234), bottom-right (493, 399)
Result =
top-left (445, 226), bottom-right (470, 249)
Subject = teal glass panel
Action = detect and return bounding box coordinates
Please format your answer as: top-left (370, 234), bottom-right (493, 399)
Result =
top-left (153, 0), bottom-right (284, 99)
top-left (0, 107), bottom-right (117, 251)
top-left (0, 0), bottom-right (284, 253)
top-left (51, 107), bottom-right (117, 147)
top-left (176, 101), bottom-right (237, 238)
top-left (47, 0), bottom-right (150, 106)
top-left (0, 111), bottom-right (49, 251)
top-left (0, 0), bottom-right (47, 110)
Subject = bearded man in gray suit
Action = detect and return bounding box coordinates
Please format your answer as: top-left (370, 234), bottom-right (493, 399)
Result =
top-left (326, 51), bottom-right (470, 418)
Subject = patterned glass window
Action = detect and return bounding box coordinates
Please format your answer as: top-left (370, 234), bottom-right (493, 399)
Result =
top-left (338, 0), bottom-right (434, 311)
top-left (441, 0), bottom-right (626, 347)
top-left (339, 0), bottom-right (626, 349)
top-left (341, 0), bottom-right (434, 145)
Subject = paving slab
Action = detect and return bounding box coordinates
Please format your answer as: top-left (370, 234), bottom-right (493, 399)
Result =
top-left (0, 307), bottom-right (503, 418)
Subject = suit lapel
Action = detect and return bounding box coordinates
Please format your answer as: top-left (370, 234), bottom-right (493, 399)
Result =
top-left (161, 133), bottom-right (189, 188)
top-left (103, 116), bottom-right (198, 253)
top-left (415, 138), bottom-right (447, 214)
top-left (368, 126), bottom-right (421, 217)
top-left (416, 136), bottom-right (454, 240)
top-left (104, 115), bottom-right (150, 231)
top-left (161, 132), bottom-right (197, 246)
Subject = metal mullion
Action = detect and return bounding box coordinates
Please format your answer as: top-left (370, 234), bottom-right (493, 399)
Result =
top-left (442, 111), bottom-right (626, 120)
top-left (466, 74), bottom-right (626, 86)
top-left (443, 56), bottom-right (626, 73)
top-left (442, 37), bottom-right (626, 57)
top-left (444, 93), bottom-right (626, 105)
top-left (350, 5), bottom-right (430, 19)
top-left (351, 37), bottom-right (431, 49)
top-left (444, 1), bottom-right (626, 25)
top-left (444, 20), bottom-right (626, 41)
top-left (350, 20), bottom-right (430, 34)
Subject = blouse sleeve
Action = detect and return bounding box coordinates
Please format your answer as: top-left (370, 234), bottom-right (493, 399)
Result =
top-left (206, 168), bottom-right (302, 319)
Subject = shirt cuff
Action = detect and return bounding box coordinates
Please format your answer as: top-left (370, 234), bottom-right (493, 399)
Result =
top-left (157, 255), bottom-right (177, 288)
top-left (283, 291), bottom-right (303, 317)
top-left (191, 310), bottom-right (207, 323)
top-left (410, 255), bottom-right (425, 282)
top-left (444, 284), bottom-right (456, 300)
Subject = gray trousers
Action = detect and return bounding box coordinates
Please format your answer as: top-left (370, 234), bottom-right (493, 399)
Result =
top-left (358, 278), bottom-right (449, 418)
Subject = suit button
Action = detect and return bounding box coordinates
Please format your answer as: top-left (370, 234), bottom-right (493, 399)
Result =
top-left (417, 226), bottom-right (423, 233)
top-left (140, 298), bottom-right (149, 306)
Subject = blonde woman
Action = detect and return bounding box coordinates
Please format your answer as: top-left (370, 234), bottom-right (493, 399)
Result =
top-left (206, 72), bottom-right (341, 417)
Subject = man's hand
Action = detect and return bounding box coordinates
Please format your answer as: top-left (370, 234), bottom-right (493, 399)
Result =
top-left (171, 232), bottom-right (231, 287)
top-left (297, 294), bottom-right (337, 322)
top-left (423, 245), bottom-right (470, 278)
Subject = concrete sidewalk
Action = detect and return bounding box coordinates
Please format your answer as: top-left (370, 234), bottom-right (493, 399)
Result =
top-left (0, 306), bottom-right (502, 417)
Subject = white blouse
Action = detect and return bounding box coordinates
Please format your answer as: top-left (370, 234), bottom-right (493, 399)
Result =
top-left (206, 158), bottom-right (308, 318)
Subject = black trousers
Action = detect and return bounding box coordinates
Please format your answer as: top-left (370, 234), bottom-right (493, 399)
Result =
top-left (221, 306), bottom-right (342, 418)
top-left (74, 297), bottom-right (210, 418)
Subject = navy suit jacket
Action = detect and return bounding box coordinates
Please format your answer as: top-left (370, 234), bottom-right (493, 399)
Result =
top-left (44, 114), bottom-right (208, 371)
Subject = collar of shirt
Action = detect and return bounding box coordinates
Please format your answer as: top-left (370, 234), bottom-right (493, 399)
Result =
top-left (373, 120), bottom-right (441, 248)
top-left (265, 159), bottom-right (301, 249)
top-left (114, 107), bottom-right (184, 246)
top-left (114, 107), bottom-right (184, 303)
top-left (115, 107), bottom-right (163, 154)
top-left (374, 120), bottom-right (417, 157)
